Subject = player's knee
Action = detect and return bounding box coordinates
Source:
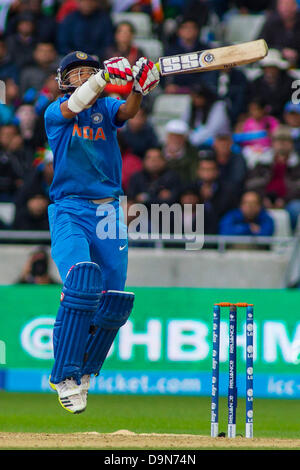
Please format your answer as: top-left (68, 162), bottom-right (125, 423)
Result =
top-left (93, 290), bottom-right (135, 329)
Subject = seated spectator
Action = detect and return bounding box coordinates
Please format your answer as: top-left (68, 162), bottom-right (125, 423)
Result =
top-left (240, 98), bottom-right (279, 158)
top-left (163, 119), bottom-right (198, 183)
top-left (127, 147), bottom-right (182, 207)
top-left (6, 11), bottom-right (37, 69)
top-left (19, 42), bottom-right (58, 95)
top-left (188, 84), bottom-right (231, 148)
top-left (0, 35), bottom-right (18, 83)
top-left (163, 18), bottom-right (211, 93)
top-left (179, 186), bottom-right (201, 235)
top-left (213, 133), bottom-right (247, 192)
top-left (31, 72), bottom-right (60, 149)
top-left (193, 152), bottom-right (240, 233)
top-left (0, 146), bottom-right (23, 203)
top-left (57, 0), bottom-right (114, 56)
top-left (120, 106), bottom-right (160, 159)
top-left (0, 77), bottom-right (21, 125)
top-left (248, 49), bottom-right (294, 120)
top-left (219, 191), bottom-right (274, 237)
top-left (13, 150), bottom-right (53, 230)
top-left (0, 122), bottom-right (34, 174)
top-left (245, 126), bottom-right (300, 209)
top-left (118, 133), bottom-right (143, 194)
top-left (104, 21), bottom-right (144, 65)
top-left (258, 0), bottom-right (300, 67)
top-left (17, 247), bottom-right (57, 285)
top-left (103, 21), bottom-right (145, 97)
top-left (6, 0), bottom-right (57, 43)
top-left (283, 102), bottom-right (300, 155)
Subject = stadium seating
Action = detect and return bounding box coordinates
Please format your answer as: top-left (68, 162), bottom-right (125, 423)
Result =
top-left (134, 38), bottom-right (163, 63)
top-left (111, 12), bottom-right (153, 38)
top-left (223, 14), bottom-right (266, 43)
top-left (150, 94), bottom-right (192, 142)
top-left (0, 203), bottom-right (15, 227)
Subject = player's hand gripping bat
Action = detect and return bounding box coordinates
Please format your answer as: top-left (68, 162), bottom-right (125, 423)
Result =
top-left (103, 39), bottom-right (268, 81)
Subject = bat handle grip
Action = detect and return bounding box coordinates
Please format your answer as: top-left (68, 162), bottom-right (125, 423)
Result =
top-left (103, 62), bottom-right (160, 83)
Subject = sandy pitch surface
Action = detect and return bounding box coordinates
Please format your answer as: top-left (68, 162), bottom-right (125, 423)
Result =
top-left (0, 430), bottom-right (300, 449)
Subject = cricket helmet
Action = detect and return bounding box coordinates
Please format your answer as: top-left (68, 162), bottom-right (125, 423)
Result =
top-left (56, 51), bottom-right (100, 92)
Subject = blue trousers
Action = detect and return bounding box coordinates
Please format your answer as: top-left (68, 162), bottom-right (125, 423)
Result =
top-left (48, 197), bottom-right (128, 289)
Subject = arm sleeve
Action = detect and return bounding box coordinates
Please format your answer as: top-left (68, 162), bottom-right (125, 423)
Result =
top-left (44, 99), bottom-right (73, 139)
top-left (104, 97), bottom-right (126, 129)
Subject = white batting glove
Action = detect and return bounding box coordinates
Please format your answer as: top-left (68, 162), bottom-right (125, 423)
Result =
top-left (104, 56), bottom-right (133, 86)
top-left (132, 57), bottom-right (160, 95)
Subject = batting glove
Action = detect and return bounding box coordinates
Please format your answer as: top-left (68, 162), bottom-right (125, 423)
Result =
top-left (104, 56), bottom-right (133, 86)
top-left (132, 57), bottom-right (160, 95)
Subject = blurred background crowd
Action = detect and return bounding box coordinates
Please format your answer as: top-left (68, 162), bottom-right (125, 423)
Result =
top-left (1, 0), bottom-right (300, 239)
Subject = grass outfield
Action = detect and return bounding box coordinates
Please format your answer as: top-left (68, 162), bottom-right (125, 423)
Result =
top-left (0, 392), bottom-right (300, 439)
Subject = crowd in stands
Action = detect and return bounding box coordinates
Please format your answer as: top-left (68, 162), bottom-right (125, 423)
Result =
top-left (1, 0), bottom-right (300, 239)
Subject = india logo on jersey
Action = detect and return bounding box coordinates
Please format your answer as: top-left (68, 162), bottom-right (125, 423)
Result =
top-left (72, 123), bottom-right (106, 141)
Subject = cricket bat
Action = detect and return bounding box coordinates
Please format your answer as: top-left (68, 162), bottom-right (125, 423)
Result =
top-left (104, 39), bottom-right (268, 80)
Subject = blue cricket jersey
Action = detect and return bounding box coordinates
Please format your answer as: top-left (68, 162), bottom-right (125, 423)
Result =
top-left (44, 95), bottom-right (125, 202)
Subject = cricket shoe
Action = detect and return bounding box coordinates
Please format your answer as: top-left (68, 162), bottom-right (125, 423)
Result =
top-left (80, 374), bottom-right (91, 401)
top-left (49, 377), bottom-right (86, 414)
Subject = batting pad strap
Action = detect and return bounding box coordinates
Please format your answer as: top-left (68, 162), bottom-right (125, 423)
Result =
top-left (68, 71), bottom-right (107, 113)
top-left (93, 290), bottom-right (135, 329)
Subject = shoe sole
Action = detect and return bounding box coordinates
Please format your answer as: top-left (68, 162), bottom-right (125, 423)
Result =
top-left (49, 378), bottom-right (86, 414)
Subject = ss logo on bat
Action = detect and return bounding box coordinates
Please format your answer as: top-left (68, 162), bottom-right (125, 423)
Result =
top-left (160, 53), bottom-right (203, 74)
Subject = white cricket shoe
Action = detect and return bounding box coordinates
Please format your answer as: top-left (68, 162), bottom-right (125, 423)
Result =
top-left (49, 377), bottom-right (86, 414)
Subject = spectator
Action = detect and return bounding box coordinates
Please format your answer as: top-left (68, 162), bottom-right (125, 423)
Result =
top-left (283, 101), bottom-right (300, 155)
top-left (163, 18), bottom-right (211, 93)
top-left (258, 0), bottom-right (300, 67)
top-left (163, 119), bottom-right (198, 183)
top-left (240, 98), bottom-right (279, 163)
top-left (0, 124), bottom-right (25, 197)
top-left (213, 133), bottom-right (247, 192)
top-left (31, 72), bottom-right (60, 149)
top-left (103, 21), bottom-right (145, 97)
top-left (179, 185), bottom-right (201, 235)
top-left (219, 191), bottom-right (274, 237)
top-left (13, 150), bottom-right (53, 230)
top-left (193, 152), bottom-right (239, 233)
top-left (17, 247), bottom-right (57, 285)
top-left (19, 42), bottom-right (58, 95)
top-left (248, 49), bottom-right (294, 120)
top-left (57, 0), bottom-right (114, 56)
top-left (0, 35), bottom-right (19, 83)
top-left (188, 84), bottom-right (231, 148)
top-left (104, 21), bottom-right (144, 66)
top-left (245, 126), bottom-right (300, 209)
top-left (120, 106), bottom-right (160, 159)
top-left (117, 133), bottom-right (143, 194)
top-left (127, 147), bottom-right (182, 207)
top-left (5, 11), bottom-right (37, 69)
top-left (6, 0), bottom-right (57, 43)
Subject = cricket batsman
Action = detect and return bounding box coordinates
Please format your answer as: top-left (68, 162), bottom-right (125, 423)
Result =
top-left (44, 51), bottom-right (160, 413)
